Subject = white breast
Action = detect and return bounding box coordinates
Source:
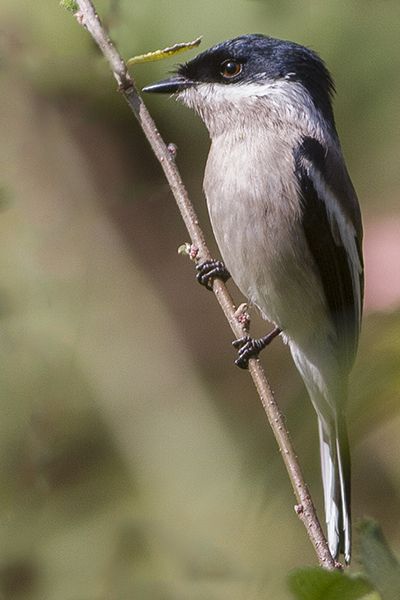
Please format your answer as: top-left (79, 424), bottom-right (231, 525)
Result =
top-left (203, 126), bottom-right (332, 348)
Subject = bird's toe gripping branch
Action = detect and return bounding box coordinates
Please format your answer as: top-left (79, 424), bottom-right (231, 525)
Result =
top-left (196, 259), bottom-right (230, 290)
top-left (233, 327), bottom-right (281, 369)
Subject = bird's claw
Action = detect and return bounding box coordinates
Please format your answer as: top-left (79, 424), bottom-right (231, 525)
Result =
top-left (233, 336), bottom-right (263, 369)
top-left (233, 328), bottom-right (281, 369)
top-left (196, 259), bottom-right (230, 290)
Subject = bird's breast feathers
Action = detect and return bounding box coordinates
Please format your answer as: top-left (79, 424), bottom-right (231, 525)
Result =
top-left (204, 129), bottom-right (330, 339)
top-left (204, 124), bottom-right (362, 368)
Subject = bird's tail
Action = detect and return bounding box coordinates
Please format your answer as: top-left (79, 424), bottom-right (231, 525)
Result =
top-left (318, 413), bottom-right (351, 563)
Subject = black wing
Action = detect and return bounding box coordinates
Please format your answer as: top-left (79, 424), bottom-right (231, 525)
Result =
top-left (294, 136), bottom-right (364, 369)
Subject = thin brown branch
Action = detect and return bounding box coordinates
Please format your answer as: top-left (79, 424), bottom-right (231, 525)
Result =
top-left (73, 0), bottom-right (338, 570)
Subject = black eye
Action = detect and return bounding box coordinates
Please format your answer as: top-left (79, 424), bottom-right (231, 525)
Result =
top-left (220, 59), bottom-right (242, 79)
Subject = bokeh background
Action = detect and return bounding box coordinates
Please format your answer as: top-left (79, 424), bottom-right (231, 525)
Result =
top-left (0, 1), bottom-right (399, 598)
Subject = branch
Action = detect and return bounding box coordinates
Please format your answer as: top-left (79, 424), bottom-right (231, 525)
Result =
top-left (72, 0), bottom-right (338, 570)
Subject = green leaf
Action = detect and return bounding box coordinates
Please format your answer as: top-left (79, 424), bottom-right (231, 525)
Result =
top-left (60, 0), bottom-right (78, 12)
top-left (288, 567), bottom-right (374, 600)
top-left (127, 36), bottom-right (202, 65)
top-left (359, 520), bottom-right (400, 600)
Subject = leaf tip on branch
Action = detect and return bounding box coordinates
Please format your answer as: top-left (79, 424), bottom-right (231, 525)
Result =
top-left (60, 0), bottom-right (79, 13)
top-left (178, 243), bottom-right (199, 261)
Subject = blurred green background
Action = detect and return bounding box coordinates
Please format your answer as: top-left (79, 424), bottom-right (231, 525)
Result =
top-left (0, 1), bottom-right (399, 598)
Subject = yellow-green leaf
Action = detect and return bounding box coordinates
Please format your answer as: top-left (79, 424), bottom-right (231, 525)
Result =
top-left (127, 36), bottom-right (202, 65)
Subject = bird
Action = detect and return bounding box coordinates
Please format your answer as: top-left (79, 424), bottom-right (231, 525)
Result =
top-left (143, 33), bottom-right (363, 564)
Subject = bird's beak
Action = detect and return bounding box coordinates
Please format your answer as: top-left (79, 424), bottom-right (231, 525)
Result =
top-left (142, 75), bottom-right (194, 94)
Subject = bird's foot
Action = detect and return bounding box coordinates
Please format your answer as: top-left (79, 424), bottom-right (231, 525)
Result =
top-left (233, 327), bottom-right (281, 369)
top-left (196, 259), bottom-right (230, 291)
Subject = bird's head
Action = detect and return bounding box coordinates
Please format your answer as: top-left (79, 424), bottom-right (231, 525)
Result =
top-left (143, 34), bottom-right (335, 135)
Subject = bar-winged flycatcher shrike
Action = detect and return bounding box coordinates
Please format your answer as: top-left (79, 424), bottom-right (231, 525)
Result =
top-left (143, 34), bottom-right (364, 564)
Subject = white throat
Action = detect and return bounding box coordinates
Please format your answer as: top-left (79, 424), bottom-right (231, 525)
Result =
top-left (177, 79), bottom-right (327, 140)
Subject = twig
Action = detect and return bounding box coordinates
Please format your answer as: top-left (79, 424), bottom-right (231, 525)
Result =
top-left (72, 0), bottom-right (338, 570)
